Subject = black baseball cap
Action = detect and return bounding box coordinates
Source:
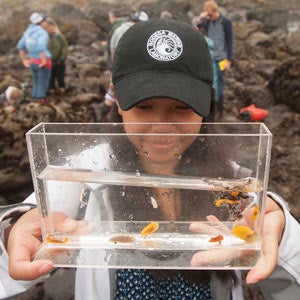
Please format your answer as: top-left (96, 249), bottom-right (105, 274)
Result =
top-left (112, 19), bottom-right (213, 117)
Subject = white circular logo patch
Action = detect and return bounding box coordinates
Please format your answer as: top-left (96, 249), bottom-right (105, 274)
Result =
top-left (147, 30), bottom-right (183, 61)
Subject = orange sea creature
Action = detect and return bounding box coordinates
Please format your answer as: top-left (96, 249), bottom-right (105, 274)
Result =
top-left (214, 198), bottom-right (240, 207)
top-left (141, 222), bottom-right (159, 236)
top-left (231, 189), bottom-right (239, 197)
top-left (209, 234), bottom-right (224, 243)
top-left (46, 235), bottom-right (68, 244)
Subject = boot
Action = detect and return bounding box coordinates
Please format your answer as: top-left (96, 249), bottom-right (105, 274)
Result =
top-left (59, 88), bottom-right (66, 97)
top-left (49, 89), bottom-right (56, 97)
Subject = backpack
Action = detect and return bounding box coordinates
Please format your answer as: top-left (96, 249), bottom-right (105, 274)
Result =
top-left (239, 104), bottom-right (269, 122)
top-left (197, 15), bottom-right (233, 61)
top-left (202, 16), bottom-right (227, 35)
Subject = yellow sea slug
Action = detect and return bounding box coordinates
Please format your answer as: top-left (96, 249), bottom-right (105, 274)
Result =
top-left (232, 225), bottom-right (254, 240)
top-left (251, 205), bottom-right (259, 220)
top-left (141, 222), bottom-right (159, 236)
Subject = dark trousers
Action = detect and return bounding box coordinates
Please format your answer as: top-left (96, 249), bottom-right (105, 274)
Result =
top-left (49, 63), bottom-right (66, 90)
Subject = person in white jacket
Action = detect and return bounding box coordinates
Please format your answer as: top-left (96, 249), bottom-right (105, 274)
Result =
top-left (1, 19), bottom-right (300, 300)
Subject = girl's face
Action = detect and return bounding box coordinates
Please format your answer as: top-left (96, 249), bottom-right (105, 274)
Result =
top-left (119, 98), bottom-right (203, 173)
top-left (46, 24), bottom-right (55, 34)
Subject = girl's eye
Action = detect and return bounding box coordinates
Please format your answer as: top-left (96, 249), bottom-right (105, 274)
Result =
top-left (135, 104), bottom-right (152, 110)
top-left (175, 105), bottom-right (190, 110)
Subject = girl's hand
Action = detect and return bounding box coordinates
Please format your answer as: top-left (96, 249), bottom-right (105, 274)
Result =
top-left (38, 60), bottom-right (47, 68)
top-left (246, 197), bottom-right (285, 284)
top-left (224, 60), bottom-right (232, 70)
top-left (7, 208), bottom-right (78, 280)
top-left (22, 59), bottom-right (30, 68)
top-left (190, 197), bottom-right (285, 278)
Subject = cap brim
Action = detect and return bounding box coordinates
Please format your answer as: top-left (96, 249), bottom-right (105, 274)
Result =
top-left (115, 72), bottom-right (211, 117)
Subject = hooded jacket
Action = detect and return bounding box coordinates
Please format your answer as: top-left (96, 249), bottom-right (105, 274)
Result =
top-left (17, 24), bottom-right (51, 59)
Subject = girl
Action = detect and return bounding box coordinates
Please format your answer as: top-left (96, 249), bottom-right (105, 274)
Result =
top-left (46, 17), bottom-right (68, 97)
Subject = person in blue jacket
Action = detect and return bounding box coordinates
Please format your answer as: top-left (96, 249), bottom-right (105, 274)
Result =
top-left (17, 12), bottom-right (52, 103)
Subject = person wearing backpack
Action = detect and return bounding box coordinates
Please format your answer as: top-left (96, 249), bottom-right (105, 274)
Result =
top-left (197, 1), bottom-right (233, 120)
top-left (46, 17), bottom-right (68, 98)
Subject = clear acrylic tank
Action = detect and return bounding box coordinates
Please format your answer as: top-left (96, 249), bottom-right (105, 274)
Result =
top-left (26, 122), bottom-right (272, 269)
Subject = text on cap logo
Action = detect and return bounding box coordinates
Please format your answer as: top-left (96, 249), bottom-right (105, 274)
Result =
top-left (147, 30), bottom-right (183, 61)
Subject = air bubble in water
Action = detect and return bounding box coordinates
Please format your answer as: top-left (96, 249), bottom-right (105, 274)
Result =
top-left (150, 197), bottom-right (158, 209)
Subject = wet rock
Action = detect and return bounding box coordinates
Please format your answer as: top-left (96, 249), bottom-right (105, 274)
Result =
top-left (286, 30), bottom-right (300, 55)
top-left (63, 19), bottom-right (102, 46)
top-left (269, 57), bottom-right (300, 113)
top-left (247, 31), bottom-right (273, 47)
top-left (246, 9), bottom-right (289, 32)
top-left (234, 20), bottom-right (264, 40)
